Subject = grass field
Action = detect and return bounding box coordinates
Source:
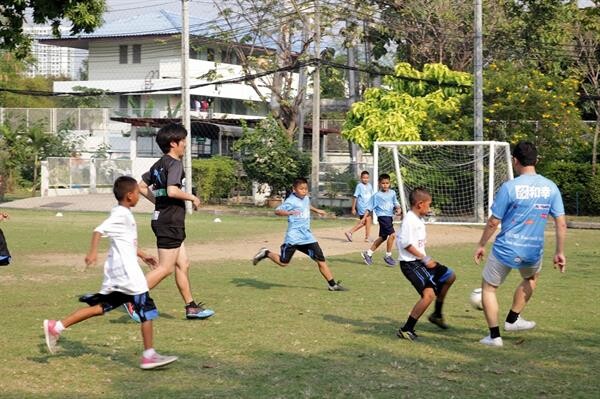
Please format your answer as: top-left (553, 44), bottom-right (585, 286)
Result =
top-left (0, 209), bottom-right (599, 398)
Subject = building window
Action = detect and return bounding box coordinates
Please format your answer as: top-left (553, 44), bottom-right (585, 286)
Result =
top-left (119, 95), bottom-right (128, 110)
top-left (220, 98), bottom-right (233, 113)
top-left (119, 45), bottom-right (128, 64)
top-left (132, 44), bottom-right (141, 64)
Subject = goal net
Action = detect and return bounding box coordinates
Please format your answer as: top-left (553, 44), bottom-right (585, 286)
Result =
top-left (374, 141), bottom-right (513, 225)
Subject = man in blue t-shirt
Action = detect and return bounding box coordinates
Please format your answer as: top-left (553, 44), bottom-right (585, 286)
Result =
top-left (252, 177), bottom-right (347, 292)
top-left (474, 141), bottom-right (567, 347)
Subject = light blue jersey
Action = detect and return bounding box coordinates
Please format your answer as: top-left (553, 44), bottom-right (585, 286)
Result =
top-left (276, 193), bottom-right (316, 245)
top-left (353, 182), bottom-right (373, 216)
top-left (491, 173), bottom-right (564, 268)
top-left (368, 190), bottom-right (400, 217)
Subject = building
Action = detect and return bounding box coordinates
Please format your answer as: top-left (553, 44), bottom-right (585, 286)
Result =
top-left (24, 25), bottom-right (81, 79)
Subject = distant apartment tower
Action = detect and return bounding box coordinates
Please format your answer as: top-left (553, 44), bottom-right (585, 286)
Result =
top-left (24, 25), bottom-right (81, 79)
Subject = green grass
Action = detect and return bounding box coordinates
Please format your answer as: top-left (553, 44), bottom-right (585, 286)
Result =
top-left (0, 210), bottom-right (599, 398)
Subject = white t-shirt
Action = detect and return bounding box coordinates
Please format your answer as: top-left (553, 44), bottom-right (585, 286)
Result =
top-left (95, 206), bottom-right (148, 295)
top-left (396, 210), bottom-right (427, 261)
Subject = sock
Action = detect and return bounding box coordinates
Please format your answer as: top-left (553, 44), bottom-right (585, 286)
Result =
top-left (506, 310), bottom-right (519, 324)
top-left (143, 348), bottom-right (156, 358)
top-left (186, 301), bottom-right (197, 308)
top-left (265, 250), bottom-right (270, 256)
top-left (385, 252), bottom-right (392, 257)
top-left (367, 249), bottom-right (374, 256)
top-left (327, 279), bottom-right (336, 287)
top-left (434, 300), bottom-right (444, 317)
top-left (402, 316), bottom-right (418, 332)
top-left (490, 326), bottom-right (501, 339)
top-left (55, 321), bottom-right (65, 334)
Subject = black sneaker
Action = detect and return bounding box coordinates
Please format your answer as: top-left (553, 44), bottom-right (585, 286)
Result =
top-left (328, 281), bottom-right (348, 291)
top-left (252, 247), bottom-right (268, 265)
top-left (396, 329), bottom-right (418, 341)
top-left (428, 314), bottom-right (448, 329)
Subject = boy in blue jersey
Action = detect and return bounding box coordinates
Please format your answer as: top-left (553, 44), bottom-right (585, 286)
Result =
top-left (344, 170), bottom-right (373, 242)
top-left (252, 177), bottom-right (347, 291)
top-left (474, 141), bottom-right (567, 347)
top-left (361, 174), bottom-right (402, 266)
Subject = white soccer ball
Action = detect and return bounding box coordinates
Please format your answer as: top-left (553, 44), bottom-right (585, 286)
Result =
top-left (55, 212), bottom-right (63, 217)
top-left (213, 217), bottom-right (222, 223)
top-left (469, 288), bottom-right (483, 310)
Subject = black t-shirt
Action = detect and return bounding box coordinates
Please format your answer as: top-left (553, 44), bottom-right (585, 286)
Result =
top-left (142, 155), bottom-right (186, 227)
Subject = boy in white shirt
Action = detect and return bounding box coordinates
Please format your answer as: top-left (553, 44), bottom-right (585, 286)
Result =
top-left (396, 187), bottom-right (456, 340)
top-left (43, 176), bottom-right (178, 370)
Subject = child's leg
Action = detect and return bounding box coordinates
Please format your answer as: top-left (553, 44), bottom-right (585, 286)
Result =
top-left (62, 304), bottom-right (104, 328)
top-left (385, 233), bottom-right (396, 252)
top-left (349, 218), bottom-right (366, 234)
top-left (141, 320), bottom-right (153, 350)
top-left (266, 251), bottom-right (291, 267)
top-left (173, 243), bottom-right (194, 304)
top-left (146, 247), bottom-right (179, 289)
top-left (369, 237), bottom-right (384, 252)
top-left (401, 287), bottom-right (436, 332)
top-left (315, 259), bottom-right (334, 281)
top-left (364, 215), bottom-right (372, 240)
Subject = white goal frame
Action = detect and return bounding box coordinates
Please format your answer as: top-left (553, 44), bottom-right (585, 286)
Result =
top-left (373, 141), bottom-right (513, 225)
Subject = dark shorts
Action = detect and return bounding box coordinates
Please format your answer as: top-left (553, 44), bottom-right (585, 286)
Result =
top-left (151, 223), bottom-right (185, 249)
top-left (280, 242), bottom-right (326, 263)
top-left (377, 216), bottom-right (395, 240)
top-left (400, 260), bottom-right (454, 296)
top-left (82, 291), bottom-right (158, 322)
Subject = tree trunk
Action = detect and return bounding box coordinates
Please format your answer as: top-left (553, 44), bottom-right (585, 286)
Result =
top-left (32, 154), bottom-right (39, 197)
top-left (593, 107), bottom-right (599, 176)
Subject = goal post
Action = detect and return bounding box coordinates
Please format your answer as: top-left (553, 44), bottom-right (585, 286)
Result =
top-left (373, 141), bottom-right (513, 225)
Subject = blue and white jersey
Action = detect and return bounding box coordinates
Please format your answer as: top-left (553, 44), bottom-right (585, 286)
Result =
top-left (353, 182), bottom-right (373, 216)
top-left (491, 174), bottom-right (564, 268)
top-left (276, 193), bottom-right (316, 245)
top-left (368, 190), bottom-right (400, 217)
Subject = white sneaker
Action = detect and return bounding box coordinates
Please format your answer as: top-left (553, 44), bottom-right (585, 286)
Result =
top-left (505, 316), bottom-right (536, 332)
top-left (479, 335), bottom-right (503, 347)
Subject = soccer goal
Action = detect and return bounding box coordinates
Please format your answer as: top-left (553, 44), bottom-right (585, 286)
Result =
top-left (373, 141), bottom-right (513, 225)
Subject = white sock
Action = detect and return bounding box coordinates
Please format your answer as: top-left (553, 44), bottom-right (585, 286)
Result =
top-left (143, 348), bottom-right (156, 358)
top-left (367, 249), bottom-right (374, 256)
top-left (386, 252), bottom-right (392, 257)
top-left (55, 321), bottom-right (65, 334)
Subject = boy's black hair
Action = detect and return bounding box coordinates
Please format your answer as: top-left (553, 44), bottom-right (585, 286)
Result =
top-left (512, 141), bottom-right (537, 167)
top-left (409, 187), bottom-right (431, 207)
top-left (113, 176), bottom-right (138, 201)
top-left (360, 170), bottom-right (370, 177)
top-left (378, 173), bottom-right (390, 182)
top-left (156, 123), bottom-right (187, 154)
top-left (293, 177), bottom-right (309, 188)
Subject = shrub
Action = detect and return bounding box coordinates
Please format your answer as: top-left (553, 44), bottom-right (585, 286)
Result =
top-left (192, 156), bottom-right (238, 202)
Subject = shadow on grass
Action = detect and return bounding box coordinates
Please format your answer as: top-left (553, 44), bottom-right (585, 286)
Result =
top-left (230, 277), bottom-right (319, 291)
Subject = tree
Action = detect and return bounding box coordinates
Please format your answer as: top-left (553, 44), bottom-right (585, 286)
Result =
top-left (234, 117), bottom-right (310, 196)
top-left (0, 52), bottom-right (56, 108)
top-left (0, 0), bottom-right (105, 59)
top-left (341, 62), bottom-right (471, 150)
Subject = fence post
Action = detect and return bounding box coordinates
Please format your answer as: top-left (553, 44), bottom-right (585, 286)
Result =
top-left (90, 159), bottom-right (97, 193)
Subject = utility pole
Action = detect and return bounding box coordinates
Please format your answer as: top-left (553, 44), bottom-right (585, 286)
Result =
top-left (474, 0), bottom-right (484, 222)
top-left (347, 20), bottom-right (358, 175)
top-left (181, 0), bottom-right (192, 214)
top-left (297, 23), bottom-right (309, 151)
top-left (310, 0), bottom-right (321, 204)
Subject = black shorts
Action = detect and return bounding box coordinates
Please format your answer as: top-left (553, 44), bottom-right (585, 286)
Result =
top-left (400, 260), bottom-right (454, 296)
top-left (280, 242), bottom-right (326, 263)
top-left (151, 223), bottom-right (185, 249)
top-left (377, 216), bottom-right (395, 240)
top-left (81, 291), bottom-right (158, 322)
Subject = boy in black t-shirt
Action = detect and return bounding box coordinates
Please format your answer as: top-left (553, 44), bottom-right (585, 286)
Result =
top-left (132, 123), bottom-right (214, 320)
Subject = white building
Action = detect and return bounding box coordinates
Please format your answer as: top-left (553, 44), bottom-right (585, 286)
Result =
top-left (24, 25), bottom-right (81, 79)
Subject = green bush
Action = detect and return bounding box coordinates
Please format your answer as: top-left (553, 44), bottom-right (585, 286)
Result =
top-left (192, 156), bottom-right (238, 202)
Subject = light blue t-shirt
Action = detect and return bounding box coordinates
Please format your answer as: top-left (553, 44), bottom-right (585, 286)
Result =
top-left (491, 173), bottom-right (564, 268)
top-left (367, 190), bottom-right (400, 217)
top-left (353, 182), bottom-right (373, 216)
top-left (276, 193), bottom-right (316, 245)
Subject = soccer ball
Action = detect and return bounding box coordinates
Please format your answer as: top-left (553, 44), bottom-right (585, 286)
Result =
top-left (469, 288), bottom-right (483, 310)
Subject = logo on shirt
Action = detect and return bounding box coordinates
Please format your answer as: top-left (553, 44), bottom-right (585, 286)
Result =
top-left (515, 185), bottom-right (552, 200)
top-left (514, 257), bottom-right (522, 264)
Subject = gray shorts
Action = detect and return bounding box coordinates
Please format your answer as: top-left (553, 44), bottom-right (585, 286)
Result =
top-left (482, 252), bottom-right (542, 287)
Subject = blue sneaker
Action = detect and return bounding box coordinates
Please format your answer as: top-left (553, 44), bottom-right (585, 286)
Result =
top-left (383, 255), bottom-right (396, 267)
top-left (361, 251), bottom-right (373, 266)
top-left (124, 302), bottom-right (141, 323)
top-left (186, 302), bottom-right (215, 320)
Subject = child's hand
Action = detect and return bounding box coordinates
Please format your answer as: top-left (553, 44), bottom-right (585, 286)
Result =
top-left (192, 196), bottom-right (201, 211)
top-left (289, 210), bottom-right (302, 216)
top-left (0, 212), bottom-right (8, 221)
top-left (315, 209), bottom-right (327, 217)
top-left (85, 252), bottom-right (97, 267)
top-left (141, 254), bottom-right (159, 269)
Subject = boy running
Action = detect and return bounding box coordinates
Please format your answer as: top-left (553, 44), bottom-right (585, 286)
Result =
top-left (252, 177), bottom-right (347, 291)
top-left (396, 187), bottom-right (456, 340)
top-left (344, 170), bottom-right (373, 243)
top-left (361, 173), bottom-right (402, 266)
top-left (43, 176), bottom-right (177, 369)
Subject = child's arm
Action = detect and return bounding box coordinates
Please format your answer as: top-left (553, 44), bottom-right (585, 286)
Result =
top-left (275, 209), bottom-right (300, 216)
top-left (310, 205), bottom-right (327, 217)
top-left (404, 244), bottom-right (436, 268)
top-left (350, 197), bottom-right (357, 215)
top-left (166, 185), bottom-right (201, 210)
top-left (139, 181), bottom-right (156, 204)
top-left (137, 249), bottom-right (158, 270)
top-left (84, 231), bottom-right (102, 266)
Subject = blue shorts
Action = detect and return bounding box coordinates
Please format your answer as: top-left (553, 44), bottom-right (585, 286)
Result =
top-left (400, 260), bottom-right (454, 296)
top-left (81, 291), bottom-right (158, 322)
top-left (377, 216), bottom-right (395, 240)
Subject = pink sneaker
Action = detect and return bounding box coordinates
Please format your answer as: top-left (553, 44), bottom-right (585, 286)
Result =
top-left (43, 319), bottom-right (60, 354)
top-left (140, 352), bottom-right (178, 370)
